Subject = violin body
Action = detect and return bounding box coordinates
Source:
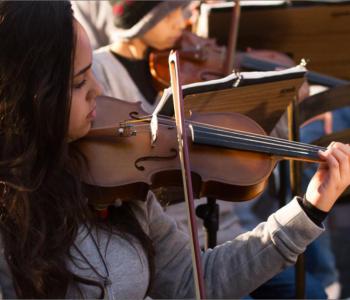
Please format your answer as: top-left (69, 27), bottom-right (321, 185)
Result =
top-left (77, 96), bottom-right (276, 208)
top-left (149, 31), bottom-right (227, 91)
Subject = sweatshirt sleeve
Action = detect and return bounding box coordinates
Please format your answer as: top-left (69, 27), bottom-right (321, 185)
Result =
top-left (136, 192), bottom-right (323, 299)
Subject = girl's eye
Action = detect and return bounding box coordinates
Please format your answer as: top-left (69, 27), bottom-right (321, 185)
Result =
top-left (73, 79), bottom-right (87, 89)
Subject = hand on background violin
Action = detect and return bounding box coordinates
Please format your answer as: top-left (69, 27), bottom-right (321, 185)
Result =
top-left (301, 111), bottom-right (333, 136)
top-left (298, 82), bottom-right (333, 135)
top-left (244, 47), bottom-right (296, 67)
top-left (300, 84), bottom-right (333, 135)
top-left (306, 142), bottom-right (350, 212)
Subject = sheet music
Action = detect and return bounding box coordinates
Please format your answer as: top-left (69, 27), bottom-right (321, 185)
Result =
top-left (156, 66), bottom-right (306, 116)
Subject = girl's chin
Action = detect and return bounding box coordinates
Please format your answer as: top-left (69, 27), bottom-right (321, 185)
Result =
top-left (154, 40), bottom-right (178, 51)
top-left (67, 124), bottom-right (91, 142)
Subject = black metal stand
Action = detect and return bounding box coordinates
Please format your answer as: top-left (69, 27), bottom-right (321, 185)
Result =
top-left (288, 99), bottom-right (305, 299)
top-left (195, 197), bottom-right (219, 249)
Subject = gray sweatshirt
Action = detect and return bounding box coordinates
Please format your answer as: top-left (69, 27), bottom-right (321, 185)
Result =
top-left (0, 192), bottom-right (322, 299)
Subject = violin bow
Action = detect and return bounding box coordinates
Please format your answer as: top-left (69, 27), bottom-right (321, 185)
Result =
top-left (168, 50), bottom-right (206, 299)
top-left (225, 0), bottom-right (241, 75)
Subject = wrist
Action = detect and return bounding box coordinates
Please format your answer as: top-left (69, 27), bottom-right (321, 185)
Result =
top-left (298, 195), bottom-right (328, 226)
top-left (305, 191), bottom-right (332, 212)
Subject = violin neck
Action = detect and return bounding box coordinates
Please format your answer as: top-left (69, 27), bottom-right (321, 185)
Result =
top-left (240, 54), bottom-right (349, 88)
top-left (190, 123), bottom-right (324, 163)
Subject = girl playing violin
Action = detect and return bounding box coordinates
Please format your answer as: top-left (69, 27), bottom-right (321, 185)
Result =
top-left (1, 1), bottom-right (350, 299)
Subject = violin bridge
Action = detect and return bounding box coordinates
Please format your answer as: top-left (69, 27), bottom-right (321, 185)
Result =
top-left (150, 114), bottom-right (158, 144)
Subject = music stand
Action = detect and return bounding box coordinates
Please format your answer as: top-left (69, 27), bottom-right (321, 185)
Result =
top-left (155, 68), bottom-right (305, 249)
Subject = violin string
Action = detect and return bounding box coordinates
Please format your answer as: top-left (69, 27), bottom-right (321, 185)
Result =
top-left (192, 126), bottom-right (321, 159)
top-left (191, 122), bottom-right (324, 152)
top-left (116, 122), bottom-right (320, 162)
top-left (123, 122), bottom-right (323, 160)
top-left (123, 116), bottom-right (323, 153)
top-left (122, 117), bottom-right (325, 155)
top-left (122, 116), bottom-right (326, 153)
top-left (192, 125), bottom-right (324, 152)
top-left (193, 135), bottom-right (320, 161)
top-left (124, 123), bottom-right (321, 161)
top-left (183, 119), bottom-right (324, 151)
top-left (122, 115), bottom-right (319, 151)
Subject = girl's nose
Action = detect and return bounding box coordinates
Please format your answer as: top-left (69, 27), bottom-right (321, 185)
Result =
top-left (92, 74), bottom-right (103, 97)
top-left (176, 8), bottom-right (189, 30)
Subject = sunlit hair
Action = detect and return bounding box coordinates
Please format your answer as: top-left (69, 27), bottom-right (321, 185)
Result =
top-left (0, 1), bottom-right (153, 298)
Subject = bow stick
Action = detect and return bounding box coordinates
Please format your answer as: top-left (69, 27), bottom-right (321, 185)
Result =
top-left (168, 50), bottom-right (206, 299)
top-left (225, 0), bottom-right (241, 74)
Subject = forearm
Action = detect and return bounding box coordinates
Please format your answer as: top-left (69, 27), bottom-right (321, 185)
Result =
top-left (150, 197), bottom-right (323, 299)
top-left (197, 197), bottom-right (323, 298)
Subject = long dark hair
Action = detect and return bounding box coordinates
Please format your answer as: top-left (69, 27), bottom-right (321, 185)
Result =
top-left (0, 2), bottom-right (153, 298)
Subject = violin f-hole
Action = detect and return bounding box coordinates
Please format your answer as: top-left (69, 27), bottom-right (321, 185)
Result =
top-left (134, 148), bottom-right (178, 171)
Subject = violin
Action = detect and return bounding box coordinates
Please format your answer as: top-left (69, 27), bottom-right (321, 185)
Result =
top-left (149, 0), bottom-right (241, 91)
top-left (77, 95), bottom-right (324, 209)
top-left (149, 31), bottom-right (227, 91)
